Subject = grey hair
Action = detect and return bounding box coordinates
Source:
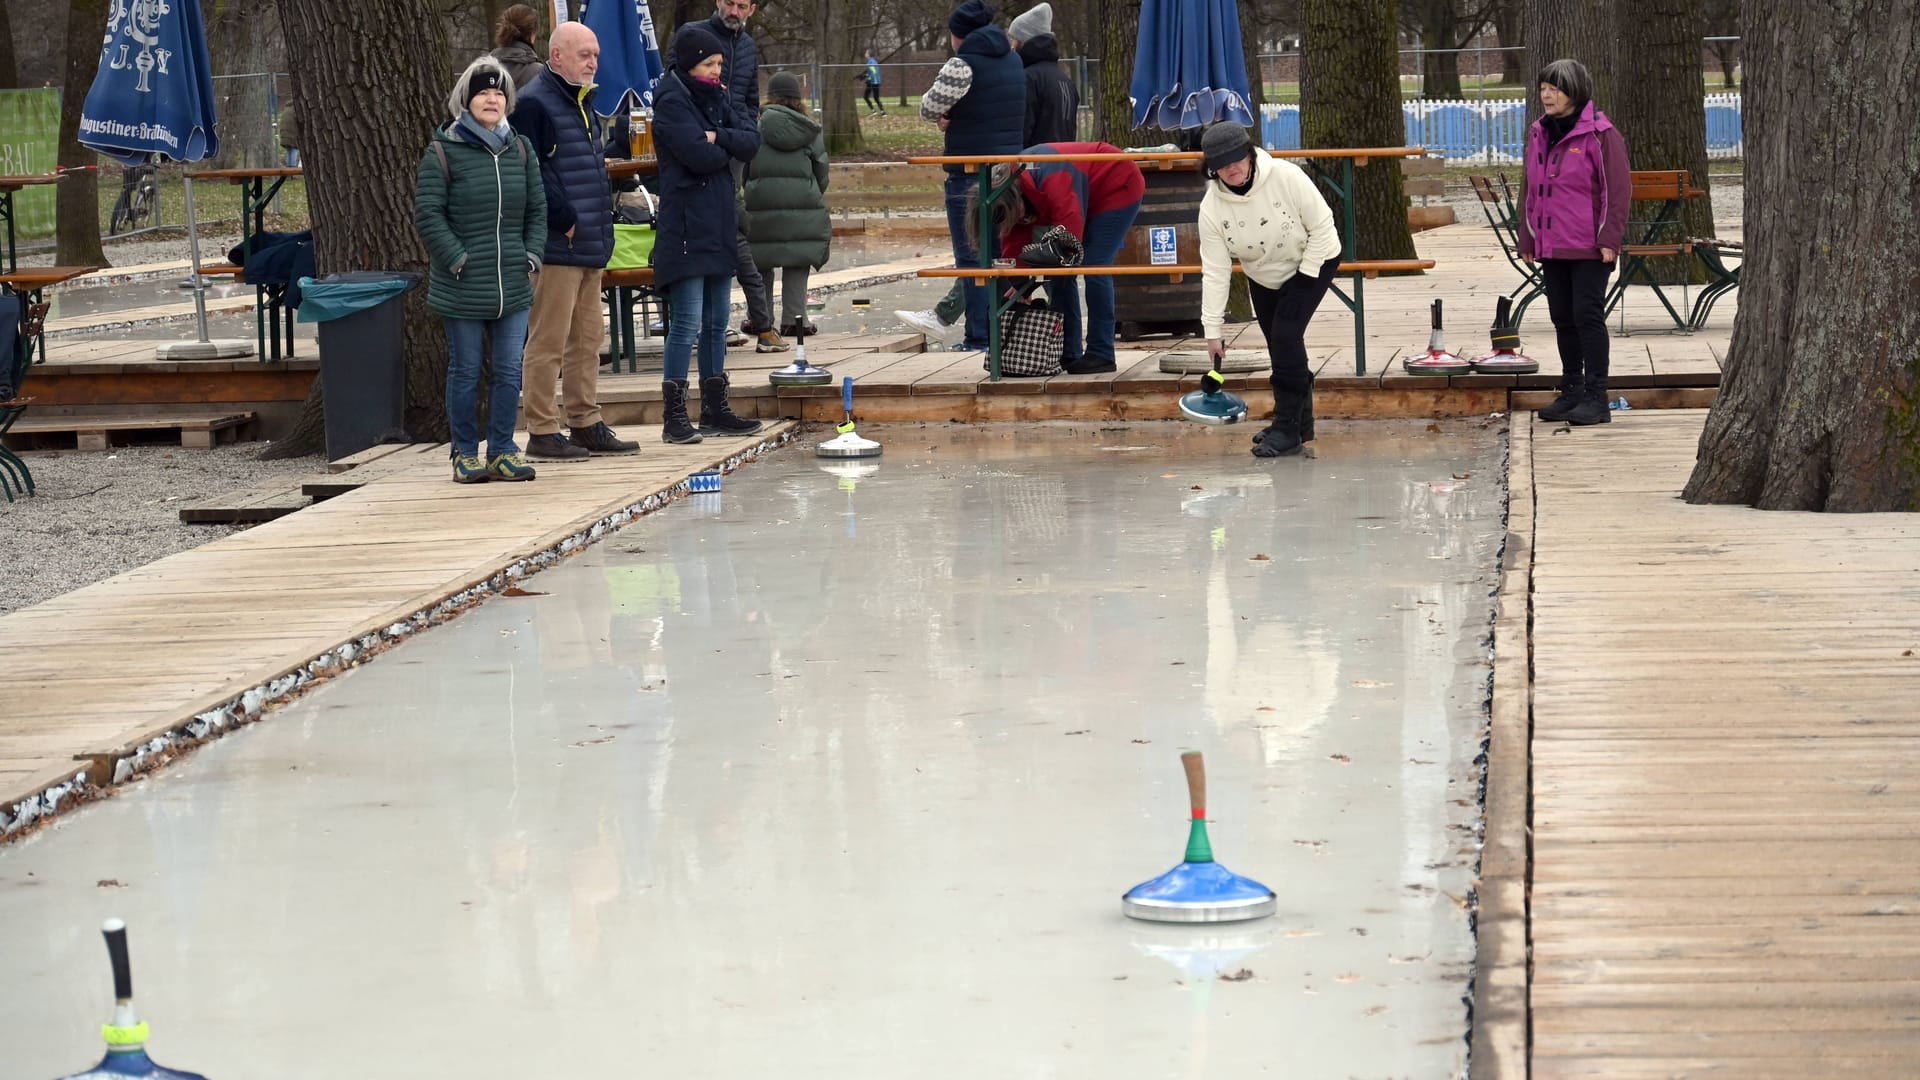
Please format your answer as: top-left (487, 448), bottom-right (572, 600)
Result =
top-left (1535, 58), bottom-right (1593, 111)
top-left (447, 55), bottom-right (517, 120)
top-left (963, 163), bottom-right (1029, 251)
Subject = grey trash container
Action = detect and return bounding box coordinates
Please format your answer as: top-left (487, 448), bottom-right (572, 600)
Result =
top-left (298, 271), bottom-right (422, 461)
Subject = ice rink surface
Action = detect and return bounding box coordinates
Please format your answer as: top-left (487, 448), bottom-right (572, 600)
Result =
top-left (2, 419), bottom-right (1505, 1079)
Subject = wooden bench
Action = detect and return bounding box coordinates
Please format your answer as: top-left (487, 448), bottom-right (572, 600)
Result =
top-left (1605, 169), bottom-right (1709, 333)
top-left (602, 267), bottom-right (661, 373)
top-left (6, 410), bottom-right (255, 451)
top-left (825, 162), bottom-right (944, 215)
top-left (1403, 155), bottom-right (1455, 230)
top-left (917, 259), bottom-right (1436, 378)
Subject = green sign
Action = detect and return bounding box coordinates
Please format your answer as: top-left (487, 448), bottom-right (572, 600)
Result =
top-left (0, 88), bottom-right (62, 241)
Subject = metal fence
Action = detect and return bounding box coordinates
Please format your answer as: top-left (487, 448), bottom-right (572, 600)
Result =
top-left (1259, 93), bottom-right (1744, 164)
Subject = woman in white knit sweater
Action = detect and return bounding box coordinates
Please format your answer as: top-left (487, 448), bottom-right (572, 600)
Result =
top-left (1197, 123), bottom-right (1341, 458)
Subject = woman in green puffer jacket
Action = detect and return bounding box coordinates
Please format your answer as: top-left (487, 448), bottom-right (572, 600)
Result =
top-left (413, 55), bottom-right (547, 484)
top-left (745, 72), bottom-right (831, 338)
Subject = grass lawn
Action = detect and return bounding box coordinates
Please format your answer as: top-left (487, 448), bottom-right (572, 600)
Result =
top-left (96, 165), bottom-right (311, 240)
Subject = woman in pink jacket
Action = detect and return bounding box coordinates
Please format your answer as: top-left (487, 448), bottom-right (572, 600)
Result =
top-left (1518, 59), bottom-right (1630, 426)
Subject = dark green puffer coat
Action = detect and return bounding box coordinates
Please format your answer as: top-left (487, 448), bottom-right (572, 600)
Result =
top-left (744, 104), bottom-right (830, 271)
top-left (414, 122), bottom-right (547, 320)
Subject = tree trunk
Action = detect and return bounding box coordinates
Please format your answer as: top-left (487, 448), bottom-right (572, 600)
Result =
top-left (1524, 0), bottom-right (1614, 125)
top-left (819, 0), bottom-right (866, 155)
top-left (56, 0), bottom-right (108, 268)
top-left (1302, 0), bottom-right (1418, 263)
top-left (1494, 0), bottom-right (1527, 87)
top-left (1708, 41), bottom-right (1738, 89)
top-left (1683, 3), bottom-right (1920, 511)
top-left (269, 0), bottom-right (453, 460)
top-left (1612, 0), bottom-right (1713, 283)
top-left (0, 0), bottom-right (20, 90)
top-left (1420, 25), bottom-right (1464, 99)
top-left (1091, 0), bottom-right (1140, 145)
top-left (1239, 0), bottom-right (1267, 116)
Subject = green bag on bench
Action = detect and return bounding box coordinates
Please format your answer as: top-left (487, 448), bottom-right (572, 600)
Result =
top-left (609, 223), bottom-right (655, 270)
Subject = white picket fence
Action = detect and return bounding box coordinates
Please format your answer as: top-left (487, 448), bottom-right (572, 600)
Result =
top-left (1260, 93), bottom-right (1744, 163)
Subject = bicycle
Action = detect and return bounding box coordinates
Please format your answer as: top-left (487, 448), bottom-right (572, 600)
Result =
top-left (108, 162), bottom-right (158, 235)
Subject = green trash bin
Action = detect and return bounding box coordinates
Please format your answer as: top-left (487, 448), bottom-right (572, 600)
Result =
top-left (297, 271), bottom-right (421, 461)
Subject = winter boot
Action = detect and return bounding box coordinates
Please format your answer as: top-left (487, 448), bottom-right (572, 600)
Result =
top-left (699, 375), bottom-right (765, 437)
top-left (1564, 377), bottom-right (1611, 426)
top-left (1254, 373), bottom-right (1314, 448)
top-left (1253, 383), bottom-right (1309, 458)
top-left (1537, 373), bottom-right (1584, 422)
top-left (661, 379), bottom-right (703, 444)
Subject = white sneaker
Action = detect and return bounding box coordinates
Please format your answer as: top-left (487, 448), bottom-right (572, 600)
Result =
top-left (896, 308), bottom-right (957, 342)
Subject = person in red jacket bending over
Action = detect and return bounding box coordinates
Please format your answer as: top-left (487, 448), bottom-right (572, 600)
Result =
top-left (1517, 58), bottom-right (1631, 427)
top-left (966, 141), bottom-right (1145, 374)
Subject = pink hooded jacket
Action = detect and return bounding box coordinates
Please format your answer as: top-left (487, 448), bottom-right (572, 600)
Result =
top-left (1517, 100), bottom-right (1631, 261)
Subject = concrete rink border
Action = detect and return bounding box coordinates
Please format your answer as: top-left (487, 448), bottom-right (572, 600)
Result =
top-left (0, 427), bottom-right (798, 841)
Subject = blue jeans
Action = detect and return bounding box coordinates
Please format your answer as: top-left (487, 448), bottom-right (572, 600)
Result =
top-left (664, 274), bottom-right (733, 382)
top-left (1048, 199), bottom-right (1141, 361)
top-left (943, 172), bottom-right (990, 349)
top-left (443, 308), bottom-right (529, 458)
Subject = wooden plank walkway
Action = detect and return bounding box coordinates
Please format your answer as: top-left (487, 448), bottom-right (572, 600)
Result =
top-left (0, 425), bottom-right (796, 826)
top-left (1522, 410), bottom-right (1920, 1078)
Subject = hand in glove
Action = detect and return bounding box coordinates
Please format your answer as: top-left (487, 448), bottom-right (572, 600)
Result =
top-left (1018, 224), bottom-right (1085, 268)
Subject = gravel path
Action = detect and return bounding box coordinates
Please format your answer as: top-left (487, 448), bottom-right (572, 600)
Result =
top-left (2, 444), bottom-right (325, 615)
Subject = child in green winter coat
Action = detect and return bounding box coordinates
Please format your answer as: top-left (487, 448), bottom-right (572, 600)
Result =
top-left (745, 72), bottom-right (831, 338)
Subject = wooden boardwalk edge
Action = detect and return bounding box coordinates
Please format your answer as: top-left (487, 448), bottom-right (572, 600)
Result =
top-left (1471, 414), bottom-right (1533, 1079)
top-left (0, 424), bottom-right (799, 837)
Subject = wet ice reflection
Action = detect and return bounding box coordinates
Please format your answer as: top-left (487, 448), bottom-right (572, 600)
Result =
top-left (0, 419), bottom-right (1504, 1079)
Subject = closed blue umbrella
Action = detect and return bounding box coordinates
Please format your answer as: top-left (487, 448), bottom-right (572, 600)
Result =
top-left (79, 0), bottom-right (225, 347)
top-left (581, 0), bottom-right (667, 115)
top-left (1130, 0), bottom-right (1254, 131)
top-left (78, 0), bottom-right (220, 165)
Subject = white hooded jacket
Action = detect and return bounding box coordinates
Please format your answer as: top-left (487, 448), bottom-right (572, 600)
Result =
top-left (1198, 148), bottom-right (1342, 339)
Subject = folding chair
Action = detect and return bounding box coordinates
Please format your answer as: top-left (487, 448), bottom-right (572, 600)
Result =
top-left (1469, 174), bottom-right (1546, 330)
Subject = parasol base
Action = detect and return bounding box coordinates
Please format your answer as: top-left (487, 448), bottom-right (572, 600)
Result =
top-left (154, 339), bottom-right (254, 361)
top-left (1122, 860), bottom-right (1277, 924)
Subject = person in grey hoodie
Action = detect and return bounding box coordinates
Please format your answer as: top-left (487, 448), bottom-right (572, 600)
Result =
top-left (1517, 58), bottom-right (1631, 427)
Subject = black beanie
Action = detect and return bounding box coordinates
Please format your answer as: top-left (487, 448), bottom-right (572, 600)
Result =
top-left (465, 65), bottom-right (509, 109)
top-left (672, 24), bottom-right (726, 75)
top-left (948, 0), bottom-right (994, 39)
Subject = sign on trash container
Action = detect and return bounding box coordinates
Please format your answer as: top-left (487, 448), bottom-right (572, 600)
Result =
top-left (1150, 226), bottom-right (1177, 266)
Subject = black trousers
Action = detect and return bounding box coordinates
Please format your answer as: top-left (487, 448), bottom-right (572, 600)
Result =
top-left (863, 83), bottom-right (884, 110)
top-left (1539, 258), bottom-right (1612, 385)
top-left (1249, 256), bottom-right (1338, 421)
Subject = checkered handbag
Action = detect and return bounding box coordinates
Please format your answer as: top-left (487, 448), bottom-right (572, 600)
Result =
top-left (989, 280), bottom-right (1065, 377)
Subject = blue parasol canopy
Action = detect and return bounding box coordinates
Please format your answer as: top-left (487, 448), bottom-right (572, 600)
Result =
top-left (79, 0), bottom-right (220, 165)
top-left (580, 0), bottom-right (668, 116)
top-left (1129, 0), bottom-right (1254, 131)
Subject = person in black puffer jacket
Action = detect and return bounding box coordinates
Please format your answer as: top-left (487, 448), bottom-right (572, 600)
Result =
top-left (653, 24), bottom-right (763, 444)
top-left (746, 72), bottom-right (831, 340)
top-left (1008, 4), bottom-right (1078, 145)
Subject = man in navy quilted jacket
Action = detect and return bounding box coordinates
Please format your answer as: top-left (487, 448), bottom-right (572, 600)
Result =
top-left (512, 21), bottom-right (640, 459)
